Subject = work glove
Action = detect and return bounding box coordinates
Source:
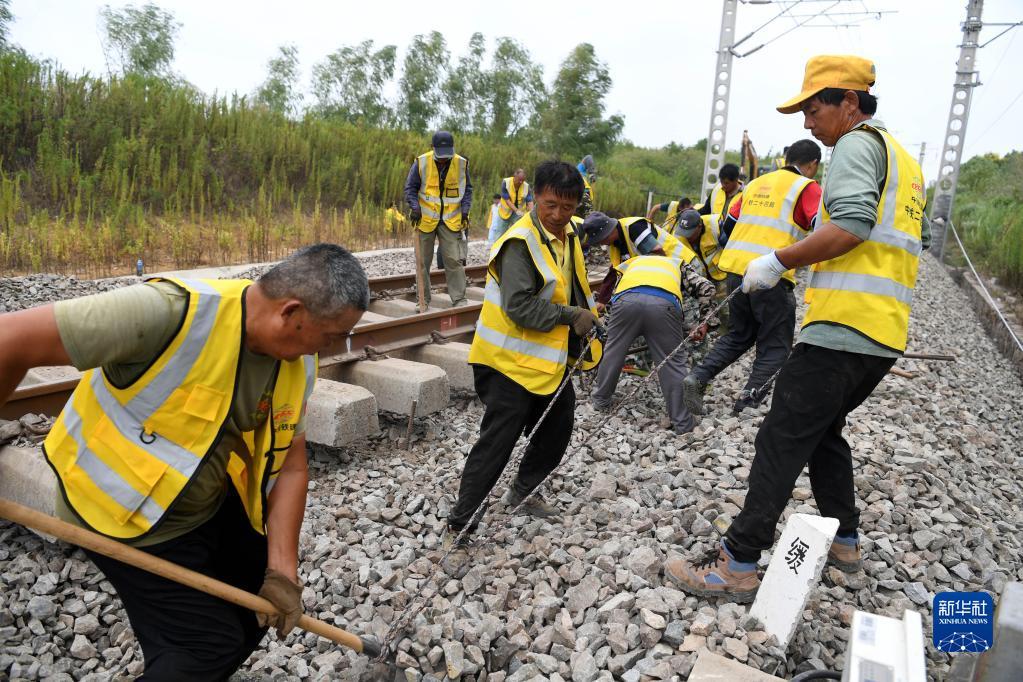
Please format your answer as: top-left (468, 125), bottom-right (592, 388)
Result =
top-left (256, 569), bottom-right (303, 637)
top-left (570, 308), bottom-right (599, 336)
top-left (410, 210), bottom-right (422, 227)
top-left (741, 252), bottom-right (788, 293)
top-left (461, 213), bottom-right (470, 229)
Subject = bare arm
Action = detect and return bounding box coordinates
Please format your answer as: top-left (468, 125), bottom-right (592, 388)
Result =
top-left (265, 435), bottom-right (309, 583)
top-left (0, 305), bottom-right (72, 406)
top-left (775, 222), bottom-right (863, 269)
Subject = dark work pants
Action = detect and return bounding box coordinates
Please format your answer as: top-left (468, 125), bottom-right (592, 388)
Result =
top-left (692, 273), bottom-right (795, 396)
top-left (85, 491), bottom-right (268, 681)
top-left (448, 364), bottom-right (576, 530)
top-left (724, 343), bottom-right (896, 562)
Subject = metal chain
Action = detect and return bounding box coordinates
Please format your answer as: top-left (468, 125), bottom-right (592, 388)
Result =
top-left (738, 362), bottom-right (785, 404)
top-left (375, 327), bottom-right (603, 661)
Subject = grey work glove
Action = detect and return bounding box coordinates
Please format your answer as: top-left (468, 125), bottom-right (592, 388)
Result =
top-left (570, 308), bottom-right (599, 336)
top-left (256, 569), bottom-right (303, 637)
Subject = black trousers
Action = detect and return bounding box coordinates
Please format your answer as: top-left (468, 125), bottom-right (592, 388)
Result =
top-left (85, 491), bottom-right (268, 681)
top-left (448, 364), bottom-right (575, 530)
top-left (692, 273), bottom-right (795, 395)
top-left (725, 343), bottom-right (896, 562)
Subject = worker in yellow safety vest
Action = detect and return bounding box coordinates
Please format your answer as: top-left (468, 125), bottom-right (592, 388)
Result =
top-left (443, 161), bottom-right (603, 577)
top-left (646, 195), bottom-right (693, 227)
top-left (591, 255), bottom-right (716, 435)
top-left (671, 208), bottom-right (727, 283)
top-left (667, 54), bottom-right (930, 605)
top-left (682, 139), bottom-right (823, 418)
top-left (488, 168), bottom-right (535, 246)
top-left (575, 154), bottom-right (598, 218)
top-left (696, 163), bottom-right (744, 228)
top-left (404, 130), bottom-right (474, 309)
top-left (0, 245), bottom-right (369, 678)
top-left (580, 212), bottom-right (699, 312)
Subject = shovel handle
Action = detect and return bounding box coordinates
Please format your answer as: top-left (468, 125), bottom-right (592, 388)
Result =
top-left (0, 498), bottom-right (378, 656)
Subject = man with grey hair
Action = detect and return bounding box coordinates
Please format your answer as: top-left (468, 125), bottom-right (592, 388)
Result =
top-left (0, 243), bottom-right (367, 679)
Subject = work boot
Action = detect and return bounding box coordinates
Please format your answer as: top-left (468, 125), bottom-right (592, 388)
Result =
top-left (828, 534), bottom-right (862, 573)
top-left (440, 527), bottom-right (472, 579)
top-left (664, 541), bottom-right (760, 603)
top-left (681, 374), bottom-right (706, 415)
top-left (502, 487), bottom-right (560, 520)
top-left (451, 298), bottom-right (470, 308)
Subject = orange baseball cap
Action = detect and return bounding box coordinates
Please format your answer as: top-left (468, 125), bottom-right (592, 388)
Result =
top-left (777, 55), bottom-right (876, 114)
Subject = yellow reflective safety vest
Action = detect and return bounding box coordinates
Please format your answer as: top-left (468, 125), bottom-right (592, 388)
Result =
top-left (609, 217), bottom-right (698, 271)
top-left (802, 124), bottom-right (924, 352)
top-left (498, 177), bottom-right (531, 220)
top-left (42, 278), bottom-right (317, 540)
top-left (709, 182), bottom-right (743, 218)
top-left (582, 173), bottom-right (595, 206)
top-left (416, 151), bottom-right (468, 233)
top-left (695, 215), bottom-right (726, 282)
top-left (469, 213), bottom-right (603, 394)
top-left (614, 255), bottom-right (684, 302)
top-left (718, 169), bottom-right (814, 285)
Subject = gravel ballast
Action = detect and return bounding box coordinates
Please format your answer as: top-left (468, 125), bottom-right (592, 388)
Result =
top-left (1, 250), bottom-right (1020, 681)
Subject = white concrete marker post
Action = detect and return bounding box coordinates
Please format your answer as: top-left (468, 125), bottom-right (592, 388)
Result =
top-left (749, 513), bottom-right (839, 648)
top-left (844, 609), bottom-right (927, 682)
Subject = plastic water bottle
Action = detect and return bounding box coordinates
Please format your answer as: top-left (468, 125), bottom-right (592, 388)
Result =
top-left (136, 258), bottom-right (144, 277)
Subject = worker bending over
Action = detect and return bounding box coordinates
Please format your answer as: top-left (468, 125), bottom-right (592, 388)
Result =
top-left (0, 245), bottom-right (369, 678)
top-left (591, 255), bottom-right (715, 435)
top-left (682, 140), bottom-right (822, 415)
top-left (444, 161), bottom-right (603, 576)
top-left (667, 55), bottom-right (928, 602)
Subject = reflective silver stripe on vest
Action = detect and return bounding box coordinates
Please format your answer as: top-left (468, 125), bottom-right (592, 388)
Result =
top-left (869, 135), bottom-right (922, 257)
top-left (474, 320), bottom-right (568, 365)
top-left (651, 229), bottom-right (685, 268)
top-left (518, 229), bottom-right (560, 300)
top-left (734, 174), bottom-right (811, 240)
top-left (724, 240), bottom-right (775, 257)
top-left (62, 398), bottom-right (165, 526)
top-left (128, 279), bottom-right (222, 419)
top-left (808, 270), bottom-right (914, 305)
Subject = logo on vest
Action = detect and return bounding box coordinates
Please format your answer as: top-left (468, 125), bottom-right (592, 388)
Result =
top-left (273, 404), bottom-right (296, 431)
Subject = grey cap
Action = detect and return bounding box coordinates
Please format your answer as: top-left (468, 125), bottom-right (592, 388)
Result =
top-left (431, 130), bottom-right (455, 159)
top-left (581, 211), bottom-right (618, 246)
top-left (675, 209), bottom-right (703, 238)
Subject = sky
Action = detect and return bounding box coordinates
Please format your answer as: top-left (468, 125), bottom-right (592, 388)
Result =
top-left (8, 0), bottom-right (1023, 190)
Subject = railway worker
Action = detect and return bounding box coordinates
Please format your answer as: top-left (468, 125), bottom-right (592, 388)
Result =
top-left (0, 244), bottom-right (369, 679)
top-left (443, 161), bottom-right (603, 576)
top-left (673, 208), bottom-right (727, 284)
top-left (484, 192), bottom-right (502, 248)
top-left (404, 130), bottom-right (474, 310)
top-left (666, 55), bottom-right (928, 603)
top-left (575, 154), bottom-right (598, 218)
top-left (696, 163), bottom-right (744, 226)
top-left (591, 254), bottom-right (716, 435)
top-left (580, 212), bottom-right (699, 312)
top-left (681, 139), bottom-right (823, 416)
top-left (488, 168), bottom-right (535, 245)
top-left (645, 195), bottom-right (693, 227)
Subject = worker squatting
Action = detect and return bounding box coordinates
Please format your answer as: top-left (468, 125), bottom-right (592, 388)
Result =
top-left (0, 54), bottom-right (928, 677)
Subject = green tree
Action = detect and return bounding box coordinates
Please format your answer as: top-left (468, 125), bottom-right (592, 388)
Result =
top-left (312, 40), bottom-right (396, 126)
top-left (99, 3), bottom-right (181, 77)
top-left (0, 0), bottom-right (13, 51)
top-left (254, 44), bottom-right (302, 116)
top-left (398, 31), bottom-right (449, 133)
top-left (537, 43), bottom-right (623, 158)
top-left (487, 37), bottom-right (544, 139)
top-left (442, 32), bottom-right (488, 134)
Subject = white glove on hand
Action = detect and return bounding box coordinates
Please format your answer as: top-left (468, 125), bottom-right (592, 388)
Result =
top-left (742, 252), bottom-right (788, 293)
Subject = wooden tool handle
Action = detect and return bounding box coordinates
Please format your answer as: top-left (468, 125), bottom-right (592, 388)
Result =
top-left (0, 498), bottom-right (373, 655)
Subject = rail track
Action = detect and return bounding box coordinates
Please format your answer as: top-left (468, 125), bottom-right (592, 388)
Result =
top-left (1, 265), bottom-right (604, 421)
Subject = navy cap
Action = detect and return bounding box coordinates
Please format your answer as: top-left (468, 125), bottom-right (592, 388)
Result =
top-left (431, 130), bottom-right (455, 158)
top-left (581, 211), bottom-right (618, 246)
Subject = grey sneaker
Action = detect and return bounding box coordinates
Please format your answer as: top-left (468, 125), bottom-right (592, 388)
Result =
top-left (440, 527), bottom-right (472, 578)
top-left (682, 374), bottom-right (706, 415)
top-left (451, 298), bottom-right (470, 308)
top-left (502, 487), bottom-right (560, 519)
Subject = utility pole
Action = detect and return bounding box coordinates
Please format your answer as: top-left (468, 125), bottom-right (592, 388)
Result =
top-left (701, 0), bottom-right (739, 201)
top-left (931, 0), bottom-right (984, 257)
top-left (917, 141), bottom-right (926, 168)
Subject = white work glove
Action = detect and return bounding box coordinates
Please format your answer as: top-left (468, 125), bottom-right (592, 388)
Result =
top-left (742, 252), bottom-right (788, 293)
